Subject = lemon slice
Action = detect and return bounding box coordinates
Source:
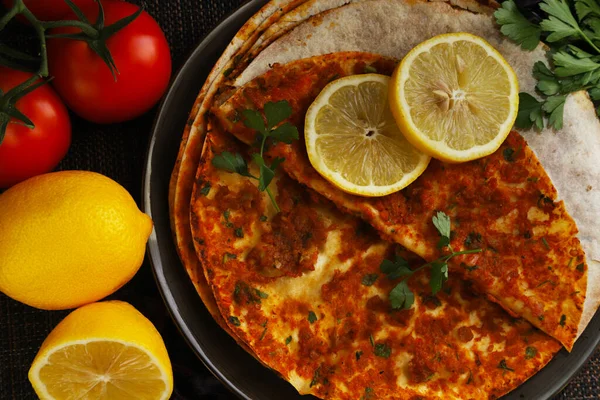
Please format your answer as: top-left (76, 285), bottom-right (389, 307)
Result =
top-left (29, 301), bottom-right (173, 400)
top-left (389, 33), bottom-right (519, 162)
top-left (305, 74), bottom-right (430, 196)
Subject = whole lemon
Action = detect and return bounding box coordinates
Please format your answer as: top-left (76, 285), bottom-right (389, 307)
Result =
top-left (0, 171), bottom-right (153, 310)
top-left (29, 301), bottom-right (173, 400)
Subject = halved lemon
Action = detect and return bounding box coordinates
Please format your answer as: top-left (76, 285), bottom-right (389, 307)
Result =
top-left (304, 74), bottom-right (430, 197)
top-left (389, 32), bottom-right (519, 162)
top-left (29, 301), bottom-right (173, 400)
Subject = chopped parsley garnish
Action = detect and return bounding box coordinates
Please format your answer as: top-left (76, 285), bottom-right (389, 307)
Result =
top-left (255, 289), bottom-right (269, 299)
top-left (310, 366), bottom-right (328, 388)
top-left (234, 227), bottom-right (244, 238)
top-left (223, 253), bottom-right (237, 263)
top-left (498, 359), bottom-right (515, 373)
top-left (541, 237), bottom-right (551, 250)
top-left (577, 262), bottom-right (585, 272)
top-left (260, 215), bottom-right (268, 222)
top-left (229, 316), bottom-right (241, 326)
top-left (223, 209), bottom-right (233, 228)
top-left (308, 311), bottom-right (318, 324)
top-left (373, 343), bottom-right (391, 358)
top-left (355, 350), bottom-right (363, 361)
top-left (260, 326), bottom-right (268, 341)
top-left (525, 346), bottom-right (538, 359)
top-left (364, 65), bottom-right (377, 73)
top-left (361, 273), bottom-right (379, 286)
top-left (212, 100), bottom-right (299, 212)
top-left (560, 314), bottom-right (567, 326)
top-left (503, 147), bottom-right (516, 162)
top-left (496, 0), bottom-right (600, 128)
top-left (381, 212), bottom-right (482, 310)
top-left (464, 232), bottom-right (483, 248)
top-left (199, 182), bottom-right (211, 196)
top-left (461, 263), bottom-right (479, 272)
top-left (361, 387), bottom-right (375, 400)
top-left (285, 336), bottom-right (292, 345)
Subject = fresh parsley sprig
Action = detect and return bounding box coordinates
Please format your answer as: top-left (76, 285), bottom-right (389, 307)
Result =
top-left (381, 212), bottom-right (482, 310)
top-left (495, 0), bottom-right (600, 129)
top-left (211, 100), bottom-right (299, 212)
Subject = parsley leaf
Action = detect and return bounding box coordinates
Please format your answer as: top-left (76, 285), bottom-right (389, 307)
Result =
top-left (380, 255), bottom-right (413, 280)
top-left (553, 48), bottom-right (600, 77)
top-left (389, 281), bottom-right (415, 310)
top-left (373, 343), bottom-right (391, 358)
top-left (361, 273), bottom-right (379, 286)
top-left (515, 93), bottom-right (544, 130)
top-left (308, 311), bottom-right (318, 324)
top-left (497, 0), bottom-right (600, 129)
top-left (242, 109), bottom-right (267, 133)
top-left (270, 122), bottom-right (299, 144)
top-left (432, 211), bottom-right (451, 239)
top-left (576, 0), bottom-right (600, 20)
top-left (380, 213), bottom-right (482, 310)
top-left (212, 151), bottom-right (253, 177)
top-left (540, 0), bottom-right (582, 42)
top-left (543, 94), bottom-right (567, 129)
top-left (430, 261), bottom-right (449, 295)
top-left (525, 346), bottom-right (538, 359)
top-left (212, 101), bottom-right (298, 212)
top-left (264, 100), bottom-right (292, 130)
top-left (494, 0), bottom-right (542, 50)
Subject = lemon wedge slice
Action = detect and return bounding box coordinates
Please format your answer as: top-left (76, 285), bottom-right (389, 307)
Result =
top-left (304, 74), bottom-right (430, 196)
top-left (389, 33), bottom-right (519, 162)
top-left (29, 301), bottom-right (173, 400)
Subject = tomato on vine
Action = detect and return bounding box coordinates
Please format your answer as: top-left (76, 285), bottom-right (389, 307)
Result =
top-left (0, 67), bottom-right (71, 188)
top-left (47, 0), bottom-right (172, 124)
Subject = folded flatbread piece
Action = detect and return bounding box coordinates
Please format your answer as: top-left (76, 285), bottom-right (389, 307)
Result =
top-left (219, 0), bottom-right (600, 348)
top-left (190, 126), bottom-right (561, 400)
top-left (214, 51), bottom-right (589, 351)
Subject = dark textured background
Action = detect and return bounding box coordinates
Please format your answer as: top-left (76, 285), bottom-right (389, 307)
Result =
top-left (0, 1), bottom-right (598, 399)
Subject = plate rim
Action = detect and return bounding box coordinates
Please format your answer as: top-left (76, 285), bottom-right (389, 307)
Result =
top-left (142, 1), bottom-right (600, 399)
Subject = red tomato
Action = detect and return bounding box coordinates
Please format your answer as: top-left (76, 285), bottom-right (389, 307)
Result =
top-left (0, 68), bottom-right (71, 188)
top-left (2, 0), bottom-right (96, 22)
top-left (47, 1), bottom-right (172, 124)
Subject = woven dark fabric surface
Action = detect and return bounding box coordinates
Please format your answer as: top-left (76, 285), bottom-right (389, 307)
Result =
top-left (0, 1), bottom-right (598, 399)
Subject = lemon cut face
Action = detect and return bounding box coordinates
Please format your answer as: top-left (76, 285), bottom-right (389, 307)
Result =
top-left (28, 301), bottom-right (173, 400)
top-left (305, 74), bottom-right (430, 197)
top-left (389, 33), bottom-right (519, 163)
top-left (32, 340), bottom-right (169, 400)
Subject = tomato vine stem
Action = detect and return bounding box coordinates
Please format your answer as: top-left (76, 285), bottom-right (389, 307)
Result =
top-left (0, 0), bottom-right (143, 143)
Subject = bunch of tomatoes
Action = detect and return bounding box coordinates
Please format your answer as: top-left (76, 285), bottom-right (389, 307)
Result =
top-left (0, 0), bottom-right (172, 188)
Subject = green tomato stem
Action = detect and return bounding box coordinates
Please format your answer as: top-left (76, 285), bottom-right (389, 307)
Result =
top-left (42, 19), bottom-right (99, 37)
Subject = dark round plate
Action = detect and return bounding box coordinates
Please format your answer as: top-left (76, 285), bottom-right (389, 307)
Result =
top-left (142, 1), bottom-right (600, 398)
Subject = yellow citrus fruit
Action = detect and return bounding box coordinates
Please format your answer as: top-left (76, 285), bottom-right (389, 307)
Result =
top-left (389, 33), bottom-right (519, 162)
top-left (0, 171), bottom-right (153, 310)
top-left (29, 301), bottom-right (173, 400)
top-left (304, 73), bottom-right (430, 196)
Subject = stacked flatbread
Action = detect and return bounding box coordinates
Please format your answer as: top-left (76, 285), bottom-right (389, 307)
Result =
top-left (168, 1), bottom-right (600, 398)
